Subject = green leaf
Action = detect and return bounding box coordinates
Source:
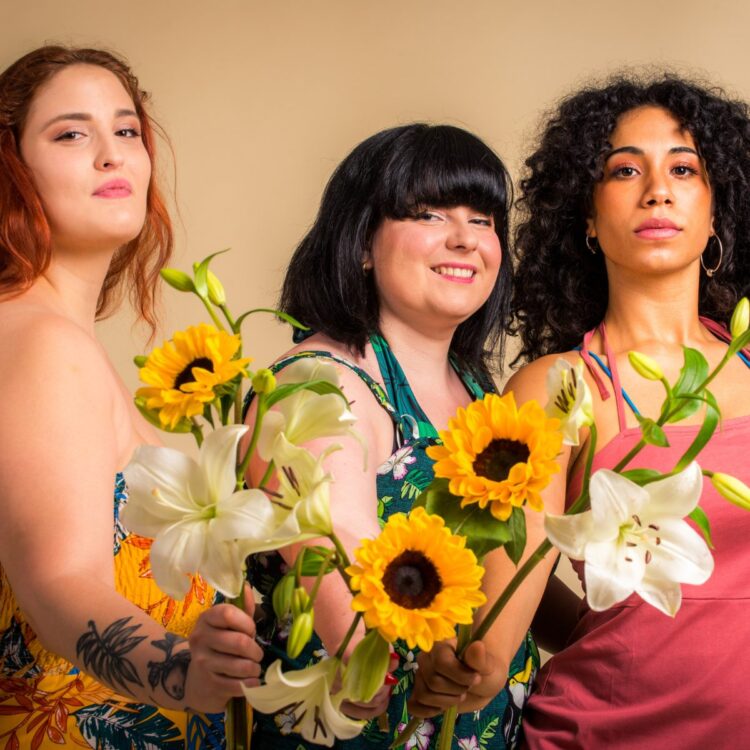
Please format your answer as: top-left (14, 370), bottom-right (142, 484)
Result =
top-left (637, 417), bottom-right (670, 447)
top-left (674, 389), bottom-right (720, 471)
top-left (235, 307), bottom-right (311, 332)
top-left (264, 379), bottom-right (348, 408)
top-left (689, 505), bottom-right (714, 549)
top-left (419, 478), bottom-right (512, 557)
top-left (620, 468), bottom-right (662, 484)
top-left (193, 249), bottom-right (230, 298)
top-left (667, 347), bottom-right (709, 423)
top-left (504, 506), bottom-right (527, 566)
top-left (160, 268), bottom-right (195, 293)
top-left (297, 546), bottom-right (337, 576)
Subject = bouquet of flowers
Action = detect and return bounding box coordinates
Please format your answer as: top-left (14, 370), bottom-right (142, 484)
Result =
top-left (124, 250), bottom-right (750, 750)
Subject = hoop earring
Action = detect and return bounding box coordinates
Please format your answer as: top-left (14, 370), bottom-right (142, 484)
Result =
top-left (585, 235), bottom-right (598, 255)
top-left (701, 235), bottom-right (724, 278)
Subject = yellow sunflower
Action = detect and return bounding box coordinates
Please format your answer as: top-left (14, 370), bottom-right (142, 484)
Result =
top-left (426, 392), bottom-right (562, 521)
top-left (136, 323), bottom-right (251, 429)
top-left (346, 507), bottom-right (486, 652)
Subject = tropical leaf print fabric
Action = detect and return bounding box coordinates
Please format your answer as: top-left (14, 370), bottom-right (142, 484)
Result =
top-left (246, 336), bottom-right (539, 749)
top-left (0, 473), bottom-right (227, 749)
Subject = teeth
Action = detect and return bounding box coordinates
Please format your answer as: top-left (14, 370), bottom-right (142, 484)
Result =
top-left (434, 266), bottom-right (474, 278)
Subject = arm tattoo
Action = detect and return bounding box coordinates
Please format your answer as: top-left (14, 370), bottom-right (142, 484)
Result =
top-left (76, 616), bottom-right (146, 696)
top-left (148, 632), bottom-right (191, 700)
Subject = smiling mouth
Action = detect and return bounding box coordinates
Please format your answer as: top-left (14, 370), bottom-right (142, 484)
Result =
top-left (432, 266), bottom-right (476, 279)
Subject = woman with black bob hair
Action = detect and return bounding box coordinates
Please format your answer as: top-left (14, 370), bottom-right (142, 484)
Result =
top-left (281, 123), bottom-right (511, 366)
top-left (409, 76), bottom-right (750, 747)
top-left (246, 124), bottom-right (539, 748)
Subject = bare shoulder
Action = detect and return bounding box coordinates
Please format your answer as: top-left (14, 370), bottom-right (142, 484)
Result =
top-left (504, 351), bottom-right (579, 401)
top-left (0, 306), bottom-right (112, 405)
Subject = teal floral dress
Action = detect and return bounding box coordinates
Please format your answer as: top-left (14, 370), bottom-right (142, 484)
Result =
top-left (247, 335), bottom-right (539, 749)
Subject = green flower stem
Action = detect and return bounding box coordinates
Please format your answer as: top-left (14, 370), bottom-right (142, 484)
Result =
top-left (258, 462), bottom-right (275, 490)
top-left (389, 718), bottom-right (421, 749)
top-left (199, 294), bottom-right (226, 331)
top-left (580, 423), bottom-right (597, 499)
top-left (236, 395), bottom-right (267, 489)
top-left (435, 623), bottom-right (472, 750)
top-left (190, 419), bottom-right (204, 448)
top-left (308, 548), bottom-right (336, 604)
top-left (220, 303), bottom-right (238, 334)
top-left (227, 574), bottom-right (250, 750)
top-left (333, 612), bottom-right (363, 661)
top-left (328, 531), bottom-right (353, 589)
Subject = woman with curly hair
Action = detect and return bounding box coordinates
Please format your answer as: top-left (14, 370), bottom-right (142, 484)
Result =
top-left (409, 76), bottom-right (750, 747)
top-left (0, 46), bottom-right (262, 748)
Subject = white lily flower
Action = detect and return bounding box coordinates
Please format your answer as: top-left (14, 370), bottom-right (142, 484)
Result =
top-left (122, 425), bottom-right (274, 599)
top-left (545, 358), bottom-right (594, 446)
top-left (545, 462), bottom-right (713, 616)
top-left (243, 658), bottom-right (364, 747)
top-left (257, 359), bottom-right (365, 467)
top-left (215, 438), bottom-right (336, 555)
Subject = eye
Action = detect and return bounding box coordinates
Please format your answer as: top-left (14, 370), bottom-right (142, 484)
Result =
top-left (611, 165), bottom-right (639, 178)
top-left (53, 130), bottom-right (85, 142)
top-left (116, 126), bottom-right (142, 138)
top-left (470, 216), bottom-right (493, 227)
top-left (672, 164), bottom-right (700, 177)
top-left (414, 210), bottom-right (442, 222)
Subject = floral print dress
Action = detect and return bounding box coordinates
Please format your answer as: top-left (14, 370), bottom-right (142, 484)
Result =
top-left (247, 335), bottom-right (539, 749)
top-left (0, 474), bottom-right (227, 749)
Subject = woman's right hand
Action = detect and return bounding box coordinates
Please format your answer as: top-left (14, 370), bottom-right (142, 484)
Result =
top-left (185, 585), bottom-right (264, 712)
top-left (408, 640), bottom-right (498, 718)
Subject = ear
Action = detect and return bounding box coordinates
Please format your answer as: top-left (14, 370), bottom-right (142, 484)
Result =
top-left (586, 216), bottom-right (597, 238)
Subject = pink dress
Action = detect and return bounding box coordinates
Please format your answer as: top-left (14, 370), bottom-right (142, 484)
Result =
top-left (522, 322), bottom-right (750, 749)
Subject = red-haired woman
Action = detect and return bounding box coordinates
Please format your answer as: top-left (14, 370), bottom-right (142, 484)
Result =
top-left (0, 46), bottom-right (262, 748)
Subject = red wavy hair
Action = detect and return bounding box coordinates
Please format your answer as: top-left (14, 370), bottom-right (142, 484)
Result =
top-left (0, 45), bottom-right (173, 331)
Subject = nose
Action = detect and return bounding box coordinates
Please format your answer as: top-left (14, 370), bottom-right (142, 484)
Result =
top-left (94, 134), bottom-right (125, 171)
top-left (446, 220), bottom-right (479, 252)
top-left (641, 170), bottom-right (673, 207)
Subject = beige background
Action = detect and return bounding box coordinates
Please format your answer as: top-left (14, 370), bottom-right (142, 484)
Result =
top-left (5, 0), bottom-right (749, 626)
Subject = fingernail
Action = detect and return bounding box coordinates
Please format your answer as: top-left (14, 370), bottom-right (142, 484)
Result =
top-left (384, 673), bottom-right (398, 686)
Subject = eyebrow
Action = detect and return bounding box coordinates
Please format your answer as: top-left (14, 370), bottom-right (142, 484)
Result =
top-left (604, 145), bottom-right (699, 160)
top-left (40, 108), bottom-right (138, 131)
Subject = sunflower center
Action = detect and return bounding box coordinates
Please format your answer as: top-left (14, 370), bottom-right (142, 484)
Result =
top-left (174, 357), bottom-right (214, 389)
top-left (474, 439), bottom-right (530, 482)
top-left (382, 549), bottom-right (443, 609)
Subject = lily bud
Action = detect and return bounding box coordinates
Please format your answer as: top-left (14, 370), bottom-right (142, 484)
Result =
top-left (292, 586), bottom-right (311, 616)
top-left (287, 610), bottom-right (314, 659)
top-left (252, 368), bottom-right (276, 395)
top-left (206, 270), bottom-right (226, 306)
top-left (271, 574), bottom-right (295, 620)
top-left (133, 355), bottom-right (148, 368)
top-left (730, 298), bottom-right (750, 339)
top-left (342, 629), bottom-right (391, 702)
top-left (628, 351), bottom-right (664, 381)
top-left (711, 472), bottom-right (750, 511)
top-left (160, 268), bottom-right (195, 293)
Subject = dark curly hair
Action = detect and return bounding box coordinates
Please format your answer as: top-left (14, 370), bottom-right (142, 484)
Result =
top-left (510, 74), bottom-right (750, 363)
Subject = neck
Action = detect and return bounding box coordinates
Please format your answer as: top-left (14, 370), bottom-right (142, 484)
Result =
top-left (31, 244), bottom-right (116, 334)
top-left (603, 263), bottom-right (704, 349)
top-left (378, 312), bottom-right (456, 383)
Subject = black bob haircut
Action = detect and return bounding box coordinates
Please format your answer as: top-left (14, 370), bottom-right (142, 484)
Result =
top-left (280, 123), bottom-right (513, 371)
top-left (511, 74), bottom-right (750, 364)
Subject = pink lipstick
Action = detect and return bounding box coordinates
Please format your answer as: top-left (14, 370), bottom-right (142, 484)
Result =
top-left (94, 179), bottom-right (132, 198)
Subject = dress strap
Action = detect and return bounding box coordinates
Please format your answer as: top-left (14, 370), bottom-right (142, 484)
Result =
top-left (242, 349), bottom-right (399, 425)
top-left (578, 323), bottom-right (640, 432)
top-left (700, 316), bottom-right (750, 368)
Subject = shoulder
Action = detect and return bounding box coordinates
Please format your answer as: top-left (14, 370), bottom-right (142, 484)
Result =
top-left (504, 351), bottom-right (580, 400)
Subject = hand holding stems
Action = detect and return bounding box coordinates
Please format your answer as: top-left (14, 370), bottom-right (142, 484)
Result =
top-left (185, 583), bottom-right (263, 713)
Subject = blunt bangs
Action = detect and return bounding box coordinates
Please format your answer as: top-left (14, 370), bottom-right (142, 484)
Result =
top-left (376, 125), bottom-right (511, 221)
